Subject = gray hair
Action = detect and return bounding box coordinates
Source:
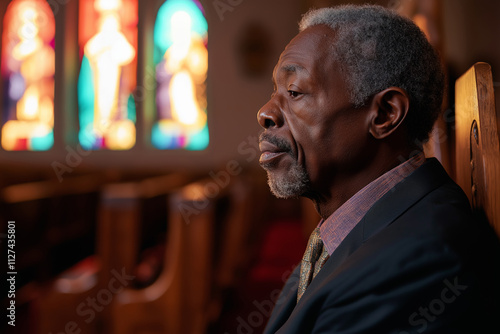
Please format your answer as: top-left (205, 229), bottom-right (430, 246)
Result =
top-left (299, 5), bottom-right (444, 143)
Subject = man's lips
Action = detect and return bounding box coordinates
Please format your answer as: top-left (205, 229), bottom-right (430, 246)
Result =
top-left (259, 140), bottom-right (288, 164)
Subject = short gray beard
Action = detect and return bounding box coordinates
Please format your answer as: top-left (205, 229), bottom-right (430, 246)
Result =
top-left (266, 160), bottom-right (310, 199)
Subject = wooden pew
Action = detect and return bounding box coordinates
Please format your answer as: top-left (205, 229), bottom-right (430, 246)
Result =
top-left (34, 168), bottom-right (265, 334)
top-left (0, 173), bottom-right (114, 334)
top-left (35, 173), bottom-right (192, 334)
top-left (455, 62), bottom-right (500, 236)
top-left (35, 182), bottom-right (141, 334)
top-left (0, 174), bottom-right (111, 285)
top-left (110, 170), bottom-right (271, 334)
top-left (111, 177), bottom-right (228, 334)
top-left (118, 168), bottom-right (276, 334)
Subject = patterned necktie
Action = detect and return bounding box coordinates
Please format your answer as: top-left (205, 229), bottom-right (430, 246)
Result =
top-left (297, 227), bottom-right (330, 302)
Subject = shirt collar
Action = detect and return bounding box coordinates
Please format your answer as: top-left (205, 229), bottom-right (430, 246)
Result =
top-left (319, 153), bottom-right (425, 255)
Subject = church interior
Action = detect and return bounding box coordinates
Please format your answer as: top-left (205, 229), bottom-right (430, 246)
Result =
top-left (1, 0), bottom-right (499, 333)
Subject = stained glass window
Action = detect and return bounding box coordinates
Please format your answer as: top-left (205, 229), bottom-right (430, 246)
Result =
top-left (152, 0), bottom-right (208, 150)
top-left (1, 0), bottom-right (55, 151)
top-left (78, 0), bottom-right (138, 150)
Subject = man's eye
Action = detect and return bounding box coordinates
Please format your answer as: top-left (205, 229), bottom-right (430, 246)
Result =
top-left (288, 90), bottom-right (301, 98)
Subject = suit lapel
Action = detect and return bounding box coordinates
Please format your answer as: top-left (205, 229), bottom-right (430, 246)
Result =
top-left (292, 159), bottom-right (451, 310)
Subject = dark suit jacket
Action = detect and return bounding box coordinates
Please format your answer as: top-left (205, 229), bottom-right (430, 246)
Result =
top-left (264, 158), bottom-right (500, 333)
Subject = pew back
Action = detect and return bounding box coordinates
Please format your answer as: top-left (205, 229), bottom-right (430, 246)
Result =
top-left (455, 62), bottom-right (500, 236)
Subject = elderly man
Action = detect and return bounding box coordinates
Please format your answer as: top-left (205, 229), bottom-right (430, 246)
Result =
top-left (258, 5), bottom-right (500, 333)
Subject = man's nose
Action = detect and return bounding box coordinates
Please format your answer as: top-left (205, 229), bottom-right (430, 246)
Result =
top-left (257, 98), bottom-right (283, 129)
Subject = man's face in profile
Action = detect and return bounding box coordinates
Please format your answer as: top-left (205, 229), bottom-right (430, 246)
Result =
top-left (258, 25), bottom-right (371, 200)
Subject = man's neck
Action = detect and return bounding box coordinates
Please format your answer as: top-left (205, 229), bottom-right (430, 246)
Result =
top-left (308, 147), bottom-right (422, 219)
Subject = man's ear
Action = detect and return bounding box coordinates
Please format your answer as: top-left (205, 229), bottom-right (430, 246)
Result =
top-left (367, 87), bottom-right (409, 139)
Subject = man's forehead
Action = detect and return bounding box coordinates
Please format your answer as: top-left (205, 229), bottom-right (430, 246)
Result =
top-left (275, 63), bottom-right (307, 75)
top-left (273, 25), bottom-right (335, 80)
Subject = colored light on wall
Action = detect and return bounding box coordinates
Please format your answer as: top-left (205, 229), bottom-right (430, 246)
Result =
top-left (78, 0), bottom-right (138, 150)
top-left (152, 0), bottom-right (209, 150)
top-left (1, 0), bottom-right (55, 151)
